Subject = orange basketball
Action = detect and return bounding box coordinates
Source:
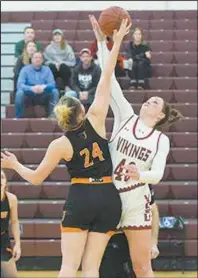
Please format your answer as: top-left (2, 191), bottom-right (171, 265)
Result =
top-left (98, 6), bottom-right (132, 36)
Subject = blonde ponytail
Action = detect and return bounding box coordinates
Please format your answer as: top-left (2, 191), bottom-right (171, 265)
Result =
top-left (54, 105), bottom-right (73, 131)
top-left (54, 96), bottom-right (83, 131)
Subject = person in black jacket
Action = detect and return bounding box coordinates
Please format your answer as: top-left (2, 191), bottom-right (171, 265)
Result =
top-left (125, 27), bottom-right (152, 90)
top-left (13, 41), bottom-right (37, 93)
top-left (70, 48), bottom-right (101, 112)
top-left (100, 184), bottom-right (160, 278)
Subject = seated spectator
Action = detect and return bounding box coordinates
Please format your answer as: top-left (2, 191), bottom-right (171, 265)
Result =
top-left (70, 48), bottom-right (101, 112)
top-left (15, 26), bottom-right (42, 58)
top-left (13, 41), bottom-right (37, 92)
top-left (44, 29), bottom-right (76, 91)
top-left (125, 27), bottom-right (152, 90)
top-left (15, 52), bottom-right (59, 118)
top-left (89, 36), bottom-right (126, 77)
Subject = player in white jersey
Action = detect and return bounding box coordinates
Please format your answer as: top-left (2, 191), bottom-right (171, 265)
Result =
top-left (91, 19), bottom-right (183, 278)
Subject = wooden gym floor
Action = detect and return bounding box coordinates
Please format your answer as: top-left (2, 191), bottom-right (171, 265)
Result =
top-left (18, 270), bottom-right (198, 277)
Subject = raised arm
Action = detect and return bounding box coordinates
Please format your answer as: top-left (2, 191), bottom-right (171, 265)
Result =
top-left (97, 40), bottom-right (134, 137)
top-left (1, 137), bottom-right (70, 185)
top-left (87, 15), bottom-right (131, 123)
top-left (97, 40), bottom-right (134, 121)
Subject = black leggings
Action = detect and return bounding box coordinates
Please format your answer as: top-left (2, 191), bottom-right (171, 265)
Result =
top-left (48, 63), bottom-right (71, 88)
top-left (128, 60), bottom-right (151, 86)
top-left (100, 233), bottom-right (135, 278)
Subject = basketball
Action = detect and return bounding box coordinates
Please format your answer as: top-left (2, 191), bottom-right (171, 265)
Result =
top-left (98, 6), bottom-right (132, 36)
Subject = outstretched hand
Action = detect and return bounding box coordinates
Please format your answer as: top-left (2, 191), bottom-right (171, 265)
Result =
top-left (1, 151), bottom-right (18, 169)
top-left (89, 14), bottom-right (106, 42)
top-left (112, 18), bottom-right (132, 43)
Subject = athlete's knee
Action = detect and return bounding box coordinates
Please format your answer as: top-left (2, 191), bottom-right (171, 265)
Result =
top-left (61, 257), bottom-right (80, 272)
top-left (82, 260), bottom-right (100, 272)
top-left (132, 258), bottom-right (153, 277)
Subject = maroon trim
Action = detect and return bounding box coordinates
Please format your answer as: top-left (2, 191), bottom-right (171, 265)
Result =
top-left (132, 117), bottom-right (155, 140)
top-left (118, 182), bottom-right (145, 193)
top-left (153, 132), bottom-right (163, 160)
top-left (123, 226), bottom-right (152, 230)
top-left (109, 114), bottom-right (134, 143)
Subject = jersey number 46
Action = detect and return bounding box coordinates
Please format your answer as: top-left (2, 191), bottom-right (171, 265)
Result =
top-left (114, 158), bottom-right (136, 182)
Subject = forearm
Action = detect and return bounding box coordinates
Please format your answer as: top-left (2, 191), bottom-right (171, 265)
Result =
top-left (101, 39), bottom-right (122, 80)
top-left (139, 170), bottom-right (164, 185)
top-left (11, 221), bottom-right (21, 246)
top-left (139, 135), bottom-right (170, 184)
top-left (98, 41), bottom-right (133, 121)
top-left (13, 161), bottom-right (40, 185)
top-left (151, 203), bottom-right (160, 245)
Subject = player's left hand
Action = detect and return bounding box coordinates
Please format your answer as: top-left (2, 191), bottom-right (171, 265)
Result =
top-left (89, 14), bottom-right (106, 42)
top-left (13, 244), bottom-right (21, 261)
top-left (1, 151), bottom-right (18, 169)
top-left (151, 244), bottom-right (160, 259)
top-left (122, 164), bottom-right (140, 181)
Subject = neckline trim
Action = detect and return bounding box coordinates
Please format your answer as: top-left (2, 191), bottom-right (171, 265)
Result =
top-left (132, 117), bottom-right (155, 140)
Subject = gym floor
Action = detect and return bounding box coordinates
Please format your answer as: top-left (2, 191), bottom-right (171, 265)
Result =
top-left (18, 271), bottom-right (198, 277)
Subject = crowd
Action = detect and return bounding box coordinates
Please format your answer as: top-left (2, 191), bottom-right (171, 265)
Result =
top-left (13, 25), bottom-right (152, 118)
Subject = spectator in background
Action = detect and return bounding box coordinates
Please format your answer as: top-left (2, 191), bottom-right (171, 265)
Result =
top-left (70, 48), bottom-right (101, 112)
top-left (89, 36), bottom-right (126, 77)
top-left (44, 29), bottom-right (76, 91)
top-left (13, 41), bottom-right (37, 92)
top-left (15, 52), bottom-right (59, 118)
top-left (14, 26), bottom-right (42, 58)
top-left (125, 27), bottom-right (152, 90)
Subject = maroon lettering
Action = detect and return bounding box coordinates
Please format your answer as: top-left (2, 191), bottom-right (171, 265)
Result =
top-left (117, 137), bottom-right (124, 151)
top-left (144, 194), bottom-right (151, 222)
top-left (122, 141), bottom-right (132, 156)
top-left (120, 139), bottom-right (127, 153)
top-left (128, 144), bottom-right (134, 157)
top-left (131, 145), bottom-right (141, 158)
top-left (138, 147), bottom-right (146, 160)
top-left (142, 149), bottom-right (152, 162)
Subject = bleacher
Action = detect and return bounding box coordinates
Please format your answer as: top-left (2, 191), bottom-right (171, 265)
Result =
top-left (1, 10), bottom-right (197, 270)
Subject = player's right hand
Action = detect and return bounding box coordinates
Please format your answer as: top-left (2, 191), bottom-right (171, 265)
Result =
top-left (89, 14), bottom-right (106, 42)
top-left (113, 19), bottom-right (132, 43)
top-left (1, 151), bottom-right (18, 170)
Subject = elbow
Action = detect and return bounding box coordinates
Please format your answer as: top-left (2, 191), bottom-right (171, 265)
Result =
top-left (30, 176), bottom-right (43, 186)
top-left (31, 180), bottom-right (42, 186)
top-left (151, 177), bottom-right (162, 185)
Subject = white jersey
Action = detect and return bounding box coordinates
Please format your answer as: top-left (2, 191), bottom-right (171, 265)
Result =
top-left (109, 114), bottom-right (163, 191)
top-left (97, 40), bottom-right (170, 228)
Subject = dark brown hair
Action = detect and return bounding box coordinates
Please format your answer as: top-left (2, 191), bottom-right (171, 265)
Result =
top-left (133, 27), bottom-right (145, 43)
top-left (54, 96), bottom-right (83, 131)
top-left (155, 101), bottom-right (184, 131)
top-left (53, 33), bottom-right (66, 50)
top-left (23, 26), bottom-right (34, 33)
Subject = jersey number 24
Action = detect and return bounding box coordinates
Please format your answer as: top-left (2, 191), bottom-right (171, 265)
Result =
top-left (80, 142), bottom-right (105, 168)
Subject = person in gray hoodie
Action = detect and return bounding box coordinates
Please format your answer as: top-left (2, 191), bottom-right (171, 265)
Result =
top-left (44, 29), bottom-right (76, 89)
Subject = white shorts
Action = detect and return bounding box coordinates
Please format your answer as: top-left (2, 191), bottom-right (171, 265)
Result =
top-left (117, 184), bottom-right (152, 229)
